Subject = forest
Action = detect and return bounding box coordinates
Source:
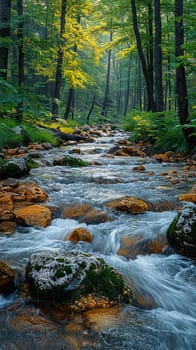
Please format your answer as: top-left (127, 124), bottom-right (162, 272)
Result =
top-left (0, 0), bottom-right (196, 153)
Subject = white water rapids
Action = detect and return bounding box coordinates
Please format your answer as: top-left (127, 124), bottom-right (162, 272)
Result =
top-left (0, 131), bottom-right (195, 350)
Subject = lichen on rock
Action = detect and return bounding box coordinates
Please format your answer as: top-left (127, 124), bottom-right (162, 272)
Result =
top-left (167, 203), bottom-right (196, 259)
top-left (25, 250), bottom-right (132, 307)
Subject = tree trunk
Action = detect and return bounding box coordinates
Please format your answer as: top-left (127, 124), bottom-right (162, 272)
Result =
top-left (130, 0), bottom-right (156, 112)
top-left (123, 56), bottom-right (132, 116)
top-left (101, 31), bottom-right (113, 117)
top-left (154, 0), bottom-right (164, 111)
top-left (86, 94), bottom-right (96, 123)
top-left (0, 0), bottom-right (11, 80)
top-left (64, 88), bottom-right (74, 120)
top-left (16, 0), bottom-right (24, 121)
top-left (147, 2), bottom-right (154, 94)
top-left (175, 0), bottom-right (196, 149)
top-left (52, 0), bottom-right (67, 118)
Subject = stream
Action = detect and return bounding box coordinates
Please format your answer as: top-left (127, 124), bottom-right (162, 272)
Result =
top-left (0, 129), bottom-right (196, 350)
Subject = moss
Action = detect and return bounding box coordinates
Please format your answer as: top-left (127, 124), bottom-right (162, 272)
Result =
top-left (62, 157), bottom-right (89, 167)
top-left (26, 159), bottom-right (39, 170)
top-left (55, 265), bottom-right (72, 278)
top-left (80, 265), bottom-right (131, 303)
top-left (167, 215), bottom-right (179, 243)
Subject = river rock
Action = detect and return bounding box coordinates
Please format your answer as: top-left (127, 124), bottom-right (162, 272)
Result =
top-left (0, 221), bottom-right (17, 234)
top-left (0, 194), bottom-right (14, 211)
top-left (0, 261), bottom-right (16, 295)
top-left (66, 227), bottom-right (93, 243)
top-left (117, 234), bottom-right (168, 258)
top-left (25, 250), bottom-right (132, 308)
top-left (14, 205), bottom-right (52, 227)
top-left (63, 203), bottom-right (113, 224)
top-left (178, 185), bottom-right (196, 203)
top-left (167, 203), bottom-right (196, 259)
top-left (106, 196), bottom-right (149, 214)
top-left (0, 156), bottom-right (38, 179)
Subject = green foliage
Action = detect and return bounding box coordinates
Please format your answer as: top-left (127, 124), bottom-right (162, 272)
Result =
top-left (123, 110), bottom-right (188, 153)
top-left (0, 117), bottom-right (59, 150)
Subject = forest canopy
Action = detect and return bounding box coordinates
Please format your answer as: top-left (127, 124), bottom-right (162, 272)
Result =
top-left (0, 0), bottom-right (195, 151)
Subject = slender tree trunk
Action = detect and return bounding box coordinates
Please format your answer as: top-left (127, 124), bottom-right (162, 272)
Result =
top-left (175, 0), bottom-right (196, 149)
top-left (147, 2), bottom-right (154, 94)
top-left (52, 0), bottom-right (67, 118)
top-left (101, 31), bottom-right (113, 117)
top-left (123, 56), bottom-right (132, 116)
top-left (64, 88), bottom-right (74, 120)
top-left (154, 0), bottom-right (164, 111)
top-left (130, 0), bottom-right (156, 112)
top-left (0, 0), bottom-right (11, 80)
top-left (86, 94), bottom-right (96, 123)
top-left (16, 0), bottom-right (24, 121)
top-left (17, 0), bottom-right (24, 87)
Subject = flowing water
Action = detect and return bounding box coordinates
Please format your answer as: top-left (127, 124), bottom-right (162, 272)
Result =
top-left (0, 130), bottom-right (195, 350)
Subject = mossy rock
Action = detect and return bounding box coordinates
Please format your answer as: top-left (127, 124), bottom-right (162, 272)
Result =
top-left (0, 156), bottom-right (38, 179)
top-left (167, 203), bottom-right (196, 259)
top-left (25, 250), bottom-right (132, 306)
top-left (53, 156), bottom-right (89, 167)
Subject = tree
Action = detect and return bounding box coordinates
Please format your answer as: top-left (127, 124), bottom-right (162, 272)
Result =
top-left (52, 0), bottom-right (67, 119)
top-left (130, 0), bottom-right (156, 112)
top-left (154, 0), bottom-right (164, 111)
top-left (101, 30), bottom-right (113, 117)
top-left (0, 0), bottom-right (11, 80)
top-left (175, 0), bottom-right (196, 149)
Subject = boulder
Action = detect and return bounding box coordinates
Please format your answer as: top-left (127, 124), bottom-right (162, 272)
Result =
top-left (25, 250), bottom-right (131, 309)
top-left (0, 156), bottom-right (38, 179)
top-left (14, 205), bottom-right (52, 227)
top-left (178, 185), bottom-right (196, 203)
top-left (0, 261), bottom-right (16, 295)
top-left (106, 196), bottom-right (149, 214)
top-left (64, 203), bottom-right (113, 224)
top-left (66, 227), bottom-right (93, 243)
top-left (167, 203), bottom-right (196, 259)
top-left (117, 234), bottom-right (168, 258)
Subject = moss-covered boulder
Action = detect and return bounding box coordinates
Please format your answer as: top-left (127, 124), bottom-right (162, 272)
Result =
top-left (25, 250), bottom-right (131, 309)
top-left (0, 156), bottom-right (38, 179)
top-left (53, 156), bottom-right (89, 167)
top-left (167, 203), bottom-right (196, 259)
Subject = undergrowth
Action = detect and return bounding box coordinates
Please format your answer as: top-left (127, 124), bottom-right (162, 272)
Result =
top-left (122, 110), bottom-right (189, 154)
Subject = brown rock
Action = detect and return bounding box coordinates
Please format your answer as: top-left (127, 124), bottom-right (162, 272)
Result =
top-left (26, 184), bottom-right (48, 202)
top-left (66, 227), bottom-right (93, 243)
top-left (12, 186), bottom-right (27, 202)
top-left (106, 196), bottom-right (149, 214)
top-left (0, 261), bottom-right (16, 294)
top-left (178, 193), bottom-right (196, 203)
top-left (0, 194), bottom-right (14, 211)
top-left (14, 205), bottom-right (52, 227)
top-left (64, 203), bottom-right (112, 224)
top-left (64, 204), bottom-right (91, 220)
top-left (123, 146), bottom-right (146, 157)
top-left (80, 208), bottom-right (112, 224)
top-left (70, 148), bottom-right (81, 154)
top-left (0, 208), bottom-right (15, 221)
top-left (114, 150), bottom-right (130, 157)
top-left (132, 165), bottom-right (146, 171)
top-left (117, 234), bottom-right (168, 258)
top-left (0, 221), bottom-right (16, 234)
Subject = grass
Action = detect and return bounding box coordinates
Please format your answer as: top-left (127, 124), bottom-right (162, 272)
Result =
top-left (0, 117), bottom-right (60, 150)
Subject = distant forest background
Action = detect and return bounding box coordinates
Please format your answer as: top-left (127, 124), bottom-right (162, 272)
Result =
top-left (0, 0), bottom-right (195, 151)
